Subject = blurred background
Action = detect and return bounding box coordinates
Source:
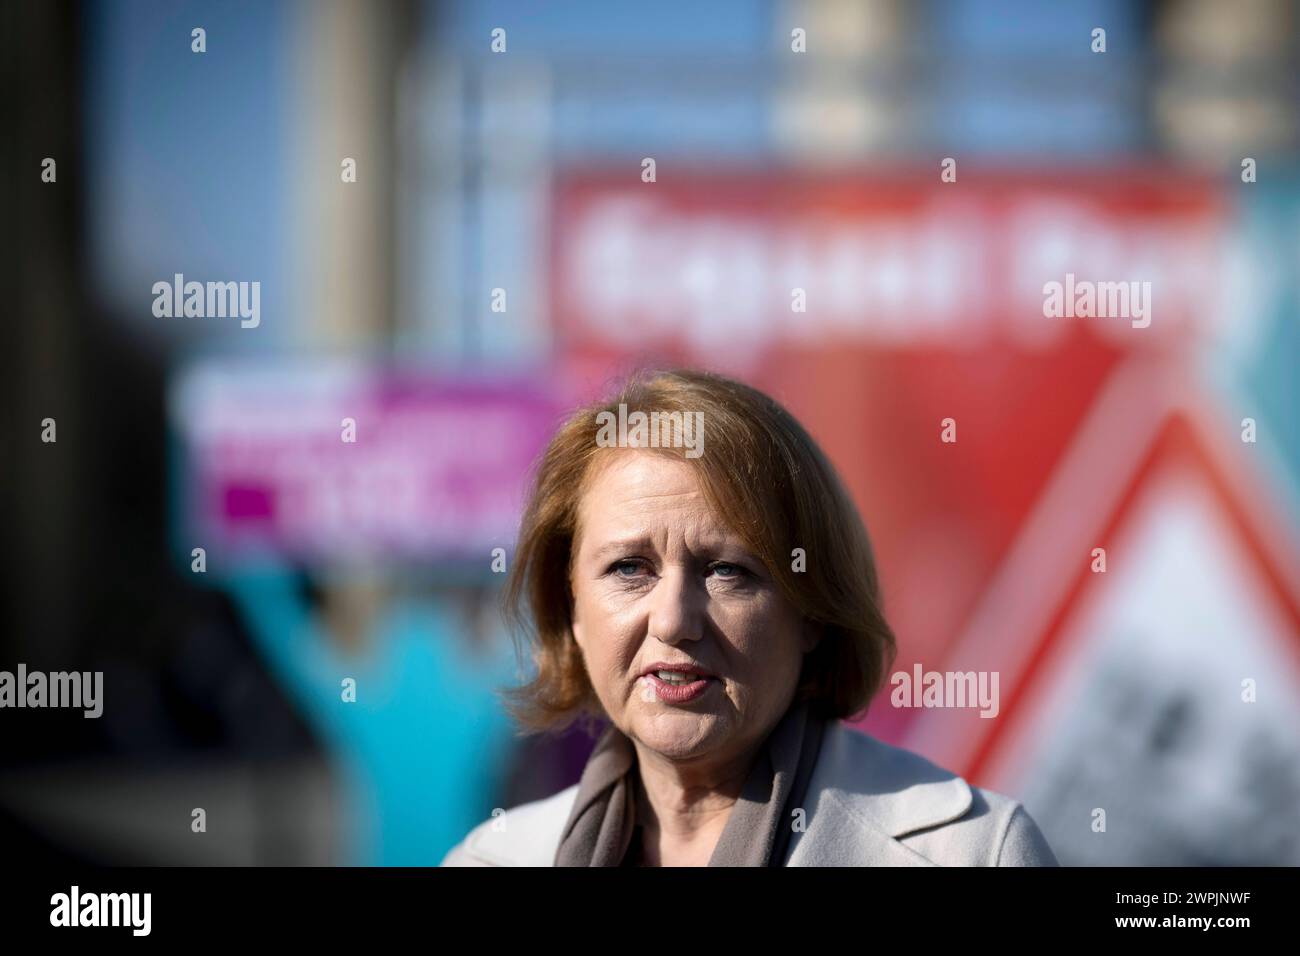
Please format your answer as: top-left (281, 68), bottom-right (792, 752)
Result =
top-left (4, 0), bottom-right (1300, 866)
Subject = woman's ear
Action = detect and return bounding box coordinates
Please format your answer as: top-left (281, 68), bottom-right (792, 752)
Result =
top-left (568, 595), bottom-right (587, 660)
top-left (567, 571), bottom-right (584, 654)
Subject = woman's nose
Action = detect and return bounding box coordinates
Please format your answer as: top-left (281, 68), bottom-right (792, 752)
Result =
top-left (646, 566), bottom-right (703, 645)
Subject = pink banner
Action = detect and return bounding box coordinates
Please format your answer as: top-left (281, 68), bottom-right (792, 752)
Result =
top-left (172, 362), bottom-right (560, 565)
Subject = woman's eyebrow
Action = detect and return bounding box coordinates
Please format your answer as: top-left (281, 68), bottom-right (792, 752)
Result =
top-left (588, 534), bottom-right (754, 563)
top-left (588, 537), bottom-right (654, 562)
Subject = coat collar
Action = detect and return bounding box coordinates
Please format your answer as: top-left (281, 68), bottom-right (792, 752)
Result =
top-left (783, 720), bottom-right (973, 866)
top-left (456, 719), bottom-right (974, 866)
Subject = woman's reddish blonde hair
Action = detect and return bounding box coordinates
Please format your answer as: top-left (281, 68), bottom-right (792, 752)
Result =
top-left (500, 367), bottom-right (896, 735)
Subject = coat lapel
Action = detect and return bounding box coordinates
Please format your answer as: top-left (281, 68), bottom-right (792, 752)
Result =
top-left (783, 720), bottom-right (973, 866)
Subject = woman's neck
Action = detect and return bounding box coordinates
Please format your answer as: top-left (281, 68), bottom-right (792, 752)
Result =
top-left (629, 744), bottom-right (758, 866)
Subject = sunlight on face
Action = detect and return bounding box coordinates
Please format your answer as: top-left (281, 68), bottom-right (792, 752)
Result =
top-left (569, 449), bottom-right (813, 766)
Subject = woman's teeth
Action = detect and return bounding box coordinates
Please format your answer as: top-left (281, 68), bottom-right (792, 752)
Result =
top-left (656, 671), bottom-right (702, 684)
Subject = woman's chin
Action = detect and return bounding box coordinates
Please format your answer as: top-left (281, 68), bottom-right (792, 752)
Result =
top-left (631, 711), bottom-right (729, 761)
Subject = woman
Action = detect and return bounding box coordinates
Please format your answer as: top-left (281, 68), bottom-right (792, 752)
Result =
top-left (441, 368), bottom-right (1058, 866)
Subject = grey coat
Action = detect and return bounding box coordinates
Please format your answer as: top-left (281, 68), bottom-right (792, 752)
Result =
top-left (440, 719), bottom-right (1059, 866)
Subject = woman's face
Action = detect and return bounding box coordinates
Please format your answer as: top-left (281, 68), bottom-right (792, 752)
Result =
top-left (569, 449), bottom-right (817, 768)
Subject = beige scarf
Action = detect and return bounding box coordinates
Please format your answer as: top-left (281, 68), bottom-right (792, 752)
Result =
top-left (553, 700), bottom-right (825, 866)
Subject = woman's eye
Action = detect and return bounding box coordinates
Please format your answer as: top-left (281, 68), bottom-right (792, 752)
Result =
top-left (610, 559), bottom-right (645, 577)
top-left (604, 559), bottom-right (748, 583)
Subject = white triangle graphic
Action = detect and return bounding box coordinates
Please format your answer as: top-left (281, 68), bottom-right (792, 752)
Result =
top-left (985, 463), bottom-right (1300, 864)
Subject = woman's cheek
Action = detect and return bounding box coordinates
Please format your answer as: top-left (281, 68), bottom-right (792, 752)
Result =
top-left (717, 604), bottom-right (769, 648)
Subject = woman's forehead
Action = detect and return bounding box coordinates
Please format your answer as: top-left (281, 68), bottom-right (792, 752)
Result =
top-left (574, 452), bottom-right (750, 549)
top-left (576, 449), bottom-right (705, 511)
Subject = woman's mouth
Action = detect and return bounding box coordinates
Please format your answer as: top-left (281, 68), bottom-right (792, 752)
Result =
top-left (654, 670), bottom-right (704, 684)
top-left (642, 672), bottom-right (717, 704)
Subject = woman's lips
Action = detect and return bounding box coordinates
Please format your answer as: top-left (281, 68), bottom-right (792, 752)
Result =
top-left (643, 672), bottom-right (717, 704)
